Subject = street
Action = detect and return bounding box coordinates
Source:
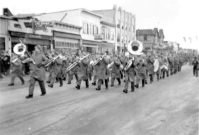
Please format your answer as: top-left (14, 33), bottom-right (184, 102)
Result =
top-left (0, 65), bottom-right (198, 135)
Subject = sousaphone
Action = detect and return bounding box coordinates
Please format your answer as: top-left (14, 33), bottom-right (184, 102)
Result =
top-left (127, 40), bottom-right (143, 55)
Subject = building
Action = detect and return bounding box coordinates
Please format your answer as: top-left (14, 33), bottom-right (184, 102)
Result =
top-left (34, 9), bottom-right (102, 53)
top-left (0, 15), bottom-right (12, 53)
top-left (7, 17), bottom-right (53, 54)
top-left (136, 28), bottom-right (165, 52)
top-left (92, 5), bottom-right (136, 53)
top-left (51, 21), bottom-right (82, 53)
top-left (99, 20), bottom-right (115, 53)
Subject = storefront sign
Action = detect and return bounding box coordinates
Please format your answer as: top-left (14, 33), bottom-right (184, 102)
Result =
top-left (33, 21), bottom-right (53, 31)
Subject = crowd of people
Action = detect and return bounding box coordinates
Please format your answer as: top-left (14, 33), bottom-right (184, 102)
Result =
top-left (1, 44), bottom-right (198, 99)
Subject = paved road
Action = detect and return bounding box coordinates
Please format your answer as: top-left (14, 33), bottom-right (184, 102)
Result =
top-left (0, 65), bottom-right (198, 135)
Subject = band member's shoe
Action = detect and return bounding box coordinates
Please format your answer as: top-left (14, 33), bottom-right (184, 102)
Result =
top-left (26, 95), bottom-right (33, 99)
top-left (48, 84), bottom-right (53, 88)
top-left (8, 83), bottom-right (14, 86)
top-left (144, 80), bottom-right (147, 84)
top-left (131, 82), bottom-right (135, 92)
top-left (135, 84), bottom-right (139, 88)
top-left (96, 86), bottom-right (101, 91)
top-left (110, 84), bottom-right (114, 87)
top-left (123, 89), bottom-right (128, 93)
top-left (46, 81), bottom-right (50, 84)
top-left (76, 85), bottom-right (80, 90)
top-left (67, 82), bottom-right (71, 84)
top-left (92, 82), bottom-right (96, 86)
top-left (40, 92), bottom-right (46, 96)
top-left (63, 77), bottom-right (66, 81)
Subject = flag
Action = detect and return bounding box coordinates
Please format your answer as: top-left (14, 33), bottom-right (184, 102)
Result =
top-left (183, 37), bottom-right (186, 42)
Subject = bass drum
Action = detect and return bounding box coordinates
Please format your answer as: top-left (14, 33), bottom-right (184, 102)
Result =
top-left (154, 59), bottom-right (159, 72)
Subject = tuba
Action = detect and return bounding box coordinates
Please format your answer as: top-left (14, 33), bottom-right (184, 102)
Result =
top-left (14, 40), bottom-right (35, 64)
top-left (124, 40), bottom-right (144, 71)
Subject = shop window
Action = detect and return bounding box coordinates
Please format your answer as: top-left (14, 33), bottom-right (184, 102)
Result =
top-left (14, 24), bottom-right (21, 29)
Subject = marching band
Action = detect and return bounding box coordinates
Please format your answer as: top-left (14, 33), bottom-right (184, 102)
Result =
top-left (8, 40), bottom-right (197, 99)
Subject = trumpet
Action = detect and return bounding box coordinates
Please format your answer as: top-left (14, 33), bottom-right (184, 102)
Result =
top-left (91, 53), bottom-right (107, 67)
top-left (66, 54), bottom-right (90, 72)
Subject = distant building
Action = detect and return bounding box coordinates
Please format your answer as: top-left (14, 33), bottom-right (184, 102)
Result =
top-left (136, 28), bottom-right (165, 51)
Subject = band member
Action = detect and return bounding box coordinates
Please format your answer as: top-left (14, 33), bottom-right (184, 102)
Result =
top-left (8, 53), bottom-right (25, 86)
top-left (123, 55), bottom-right (135, 93)
top-left (146, 54), bottom-right (154, 83)
top-left (67, 54), bottom-right (78, 84)
top-left (192, 57), bottom-right (198, 77)
top-left (76, 53), bottom-right (90, 89)
top-left (91, 55), bottom-right (98, 85)
top-left (134, 56), bottom-right (147, 88)
top-left (47, 53), bottom-right (63, 88)
top-left (95, 53), bottom-right (110, 90)
top-left (109, 56), bottom-right (121, 87)
top-left (26, 45), bottom-right (49, 99)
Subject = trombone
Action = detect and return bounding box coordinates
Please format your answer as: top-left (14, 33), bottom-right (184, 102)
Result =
top-left (45, 54), bottom-right (62, 68)
top-left (66, 54), bottom-right (90, 72)
top-left (91, 53), bottom-right (107, 67)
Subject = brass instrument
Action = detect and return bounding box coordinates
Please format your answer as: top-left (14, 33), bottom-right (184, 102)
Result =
top-left (135, 59), bottom-right (145, 69)
top-left (66, 54), bottom-right (90, 72)
top-left (45, 54), bottom-right (62, 68)
top-left (13, 40), bottom-right (36, 64)
top-left (11, 58), bottom-right (18, 63)
top-left (124, 58), bottom-right (134, 71)
top-left (91, 53), bottom-right (107, 66)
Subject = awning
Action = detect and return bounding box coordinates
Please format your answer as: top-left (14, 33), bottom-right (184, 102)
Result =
top-left (54, 31), bottom-right (81, 40)
top-left (100, 42), bottom-right (115, 47)
top-left (82, 40), bottom-right (101, 47)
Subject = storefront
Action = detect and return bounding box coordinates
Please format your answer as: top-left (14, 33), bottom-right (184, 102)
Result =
top-left (53, 31), bottom-right (81, 53)
top-left (82, 40), bottom-right (101, 54)
top-left (9, 31), bottom-right (52, 54)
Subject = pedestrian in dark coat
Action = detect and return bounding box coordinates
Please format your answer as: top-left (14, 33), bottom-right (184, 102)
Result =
top-left (192, 57), bottom-right (198, 77)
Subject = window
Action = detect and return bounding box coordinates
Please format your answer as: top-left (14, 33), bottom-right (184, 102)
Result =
top-left (90, 24), bottom-right (94, 35)
top-left (14, 24), bottom-right (21, 29)
top-left (83, 22), bottom-right (89, 34)
top-left (93, 25), bottom-right (98, 35)
top-left (0, 37), bottom-right (5, 50)
top-left (144, 35), bottom-right (147, 41)
top-left (24, 22), bottom-right (32, 28)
